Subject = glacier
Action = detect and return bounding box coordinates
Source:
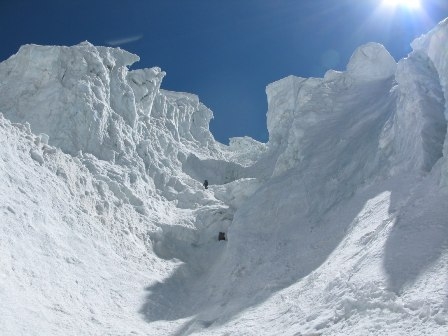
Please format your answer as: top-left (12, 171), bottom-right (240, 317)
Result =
top-left (0, 18), bottom-right (448, 336)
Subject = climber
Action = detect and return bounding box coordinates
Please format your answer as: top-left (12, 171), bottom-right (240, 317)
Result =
top-left (218, 232), bottom-right (226, 241)
top-left (203, 179), bottom-right (209, 189)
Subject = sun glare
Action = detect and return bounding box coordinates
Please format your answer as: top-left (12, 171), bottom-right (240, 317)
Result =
top-left (382, 0), bottom-right (421, 9)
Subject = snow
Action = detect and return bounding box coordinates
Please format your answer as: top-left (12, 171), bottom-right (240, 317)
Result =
top-left (346, 42), bottom-right (397, 81)
top-left (411, 18), bottom-right (448, 187)
top-left (0, 18), bottom-right (448, 336)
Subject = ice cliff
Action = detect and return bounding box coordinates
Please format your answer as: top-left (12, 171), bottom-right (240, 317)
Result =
top-left (0, 19), bottom-right (447, 336)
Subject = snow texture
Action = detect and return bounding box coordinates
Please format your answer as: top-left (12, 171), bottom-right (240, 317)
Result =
top-left (0, 19), bottom-right (448, 336)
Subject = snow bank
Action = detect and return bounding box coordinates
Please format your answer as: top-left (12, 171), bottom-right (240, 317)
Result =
top-left (0, 114), bottom-right (169, 335)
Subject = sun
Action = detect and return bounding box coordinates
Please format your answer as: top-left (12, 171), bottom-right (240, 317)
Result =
top-left (382, 0), bottom-right (421, 9)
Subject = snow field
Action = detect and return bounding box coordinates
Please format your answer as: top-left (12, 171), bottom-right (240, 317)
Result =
top-left (0, 18), bottom-right (448, 336)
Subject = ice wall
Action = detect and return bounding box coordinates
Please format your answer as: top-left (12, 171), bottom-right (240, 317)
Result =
top-left (265, 40), bottom-right (446, 181)
top-left (0, 42), bottom-right (217, 163)
top-left (411, 18), bottom-right (448, 186)
top-left (412, 18), bottom-right (448, 117)
top-left (389, 50), bottom-right (446, 173)
top-left (0, 41), bottom-right (229, 212)
top-left (263, 44), bottom-right (396, 222)
top-left (0, 42), bottom-right (145, 159)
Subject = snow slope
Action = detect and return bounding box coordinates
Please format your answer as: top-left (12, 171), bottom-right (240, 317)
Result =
top-left (1, 19), bottom-right (448, 336)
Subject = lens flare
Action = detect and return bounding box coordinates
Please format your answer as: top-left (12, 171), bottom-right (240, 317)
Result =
top-left (382, 0), bottom-right (421, 9)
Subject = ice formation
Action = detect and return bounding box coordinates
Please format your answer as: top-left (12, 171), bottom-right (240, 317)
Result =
top-left (0, 19), bottom-right (447, 336)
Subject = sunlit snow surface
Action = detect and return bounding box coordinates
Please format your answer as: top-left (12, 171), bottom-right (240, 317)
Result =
top-left (1, 19), bottom-right (448, 336)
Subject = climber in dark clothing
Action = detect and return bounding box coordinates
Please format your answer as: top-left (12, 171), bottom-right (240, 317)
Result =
top-left (203, 180), bottom-right (209, 189)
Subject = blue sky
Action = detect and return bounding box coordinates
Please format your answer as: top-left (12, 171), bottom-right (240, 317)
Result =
top-left (1, 0), bottom-right (447, 144)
